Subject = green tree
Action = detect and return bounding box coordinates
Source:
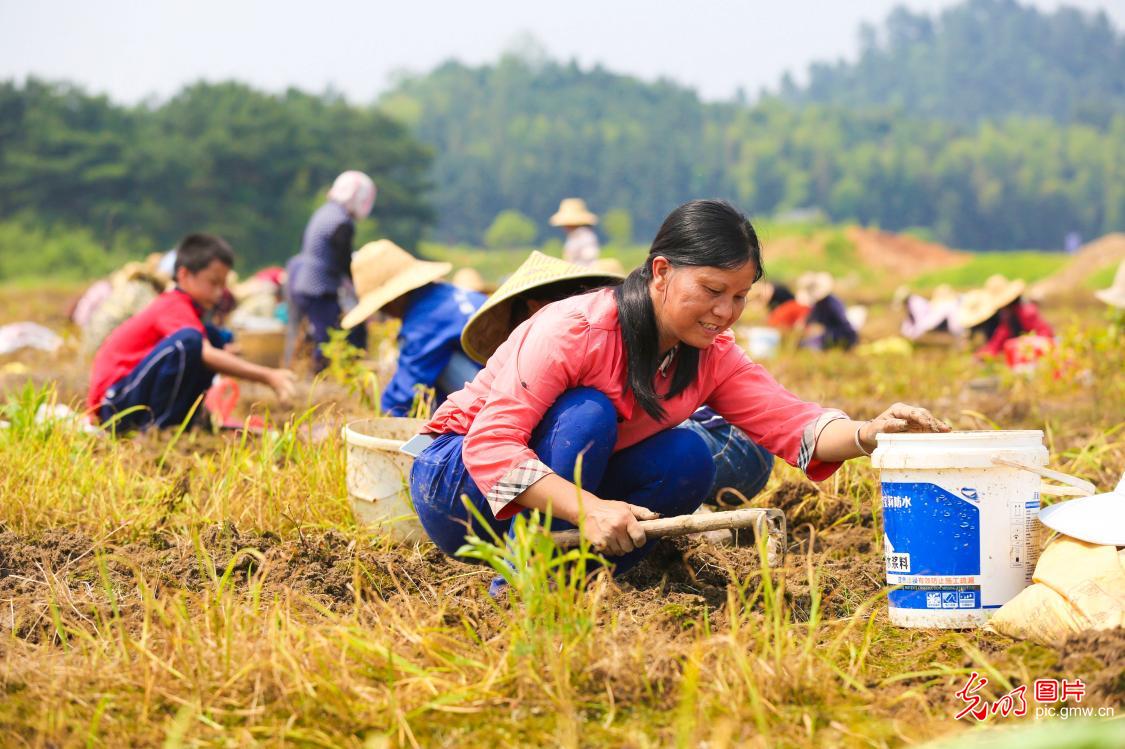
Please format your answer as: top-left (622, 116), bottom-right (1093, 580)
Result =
top-left (483, 210), bottom-right (537, 248)
top-left (784, 0), bottom-right (1125, 126)
top-left (602, 208), bottom-right (633, 246)
top-left (0, 79), bottom-right (434, 271)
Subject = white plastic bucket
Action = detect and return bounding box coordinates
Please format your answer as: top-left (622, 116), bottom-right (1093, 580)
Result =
top-left (747, 326), bottom-right (781, 359)
top-left (872, 430), bottom-right (1049, 628)
top-left (342, 418), bottom-right (428, 544)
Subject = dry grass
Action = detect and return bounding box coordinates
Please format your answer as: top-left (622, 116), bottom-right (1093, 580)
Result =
top-left (1, 285), bottom-right (1123, 747)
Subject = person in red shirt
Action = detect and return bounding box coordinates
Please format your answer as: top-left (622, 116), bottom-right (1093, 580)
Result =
top-left (89, 234), bottom-right (296, 431)
top-left (957, 275), bottom-right (1054, 359)
top-left (409, 200), bottom-right (948, 573)
top-left (758, 281), bottom-right (810, 329)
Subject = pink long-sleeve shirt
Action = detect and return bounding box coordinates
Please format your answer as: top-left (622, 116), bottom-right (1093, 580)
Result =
top-left (423, 288), bottom-right (844, 519)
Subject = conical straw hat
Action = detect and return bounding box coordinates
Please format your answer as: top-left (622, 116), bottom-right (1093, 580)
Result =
top-left (340, 240), bottom-right (451, 329)
top-left (549, 198), bottom-right (598, 227)
top-left (1094, 260), bottom-right (1125, 308)
top-left (460, 250), bottom-right (625, 364)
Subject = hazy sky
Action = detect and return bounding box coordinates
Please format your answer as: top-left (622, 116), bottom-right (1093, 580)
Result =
top-left (1, 0), bottom-right (1122, 103)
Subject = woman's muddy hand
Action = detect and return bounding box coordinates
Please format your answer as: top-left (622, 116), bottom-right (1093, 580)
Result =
top-left (863, 402), bottom-right (950, 443)
top-left (584, 498), bottom-right (658, 556)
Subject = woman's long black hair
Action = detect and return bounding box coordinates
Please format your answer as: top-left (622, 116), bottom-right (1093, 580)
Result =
top-left (614, 200), bottom-right (764, 421)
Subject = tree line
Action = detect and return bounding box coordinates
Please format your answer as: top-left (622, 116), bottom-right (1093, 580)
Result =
top-left (0, 79), bottom-right (432, 275)
top-left (0, 0), bottom-right (1122, 281)
top-left (382, 0), bottom-right (1124, 250)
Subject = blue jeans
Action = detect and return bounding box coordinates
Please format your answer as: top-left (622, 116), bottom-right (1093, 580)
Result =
top-left (679, 412), bottom-right (774, 505)
top-left (290, 291), bottom-right (367, 371)
top-left (409, 388), bottom-right (715, 575)
top-left (98, 328), bottom-right (214, 432)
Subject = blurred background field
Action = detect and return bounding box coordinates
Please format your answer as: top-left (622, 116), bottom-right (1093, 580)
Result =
top-left (1, 0), bottom-right (1125, 283)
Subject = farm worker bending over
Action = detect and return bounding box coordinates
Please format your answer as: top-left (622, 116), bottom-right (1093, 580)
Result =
top-left (340, 240), bottom-right (486, 417)
top-left (288, 170), bottom-right (376, 371)
top-left (88, 234), bottom-right (296, 432)
top-left (759, 281), bottom-right (809, 330)
top-left (550, 198), bottom-right (601, 267)
top-left (409, 200), bottom-right (948, 572)
top-left (957, 275), bottom-right (1053, 359)
top-left (796, 272), bottom-right (859, 351)
top-left (459, 250), bottom-right (777, 508)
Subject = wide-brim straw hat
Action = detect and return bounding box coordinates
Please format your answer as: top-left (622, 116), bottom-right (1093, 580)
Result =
top-left (549, 198), bottom-right (598, 227)
top-left (1094, 261), bottom-right (1125, 308)
top-left (957, 289), bottom-right (998, 328)
top-left (795, 271), bottom-right (834, 306)
top-left (340, 240), bottom-right (452, 329)
top-left (983, 274), bottom-right (1026, 310)
top-left (958, 274), bottom-right (1026, 328)
top-left (460, 250), bottom-right (625, 364)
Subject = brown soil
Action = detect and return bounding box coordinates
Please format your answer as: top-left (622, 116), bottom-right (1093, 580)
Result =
top-left (845, 227), bottom-right (969, 279)
top-left (0, 524), bottom-right (493, 643)
top-left (1056, 628), bottom-right (1125, 707)
top-left (763, 480), bottom-right (858, 528)
top-left (1031, 233), bottom-right (1125, 299)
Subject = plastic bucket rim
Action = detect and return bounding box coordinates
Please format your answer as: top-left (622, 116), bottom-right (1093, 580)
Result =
top-left (876, 429), bottom-right (1044, 442)
top-left (342, 418), bottom-right (421, 451)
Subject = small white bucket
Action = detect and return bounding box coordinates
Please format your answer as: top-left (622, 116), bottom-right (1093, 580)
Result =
top-left (871, 430), bottom-right (1093, 628)
top-left (342, 418), bottom-right (428, 544)
top-left (746, 326), bottom-right (782, 359)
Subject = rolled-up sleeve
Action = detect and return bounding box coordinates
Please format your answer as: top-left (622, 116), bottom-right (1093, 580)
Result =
top-left (461, 311), bottom-right (592, 519)
top-left (705, 345), bottom-right (845, 481)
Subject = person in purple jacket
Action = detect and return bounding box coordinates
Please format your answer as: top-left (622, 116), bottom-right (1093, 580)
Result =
top-left (288, 171), bottom-right (376, 371)
top-left (796, 272), bottom-right (859, 351)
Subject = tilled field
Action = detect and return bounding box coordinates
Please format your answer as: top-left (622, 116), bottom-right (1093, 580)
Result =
top-left (1, 288), bottom-right (1122, 747)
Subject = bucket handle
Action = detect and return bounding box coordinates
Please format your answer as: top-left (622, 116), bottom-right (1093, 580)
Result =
top-left (991, 457), bottom-right (1096, 497)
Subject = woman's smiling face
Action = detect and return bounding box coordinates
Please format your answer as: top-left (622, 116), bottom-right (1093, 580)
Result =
top-left (649, 256), bottom-right (759, 352)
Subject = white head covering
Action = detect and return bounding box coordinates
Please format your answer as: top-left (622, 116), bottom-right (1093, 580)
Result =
top-left (327, 171), bottom-right (376, 220)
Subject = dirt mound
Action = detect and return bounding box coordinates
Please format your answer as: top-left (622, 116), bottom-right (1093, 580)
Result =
top-left (1030, 233), bottom-right (1125, 299)
top-left (765, 480), bottom-right (859, 529)
top-left (845, 227), bottom-right (968, 278)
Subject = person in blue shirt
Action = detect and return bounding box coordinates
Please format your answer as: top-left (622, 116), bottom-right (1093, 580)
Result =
top-left (341, 240), bottom-right (486, 417)
top-left (289, 170), bottom-right (376, 371)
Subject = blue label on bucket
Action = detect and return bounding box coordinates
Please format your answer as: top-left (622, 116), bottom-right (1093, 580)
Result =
top-left (893, 586), bottom-right (980, 610)
top-left (882, 482), bottom-right (981, 610)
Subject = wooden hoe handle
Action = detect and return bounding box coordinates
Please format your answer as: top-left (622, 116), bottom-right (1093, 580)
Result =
top-left (549, 507), bottom-right (787, 565)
